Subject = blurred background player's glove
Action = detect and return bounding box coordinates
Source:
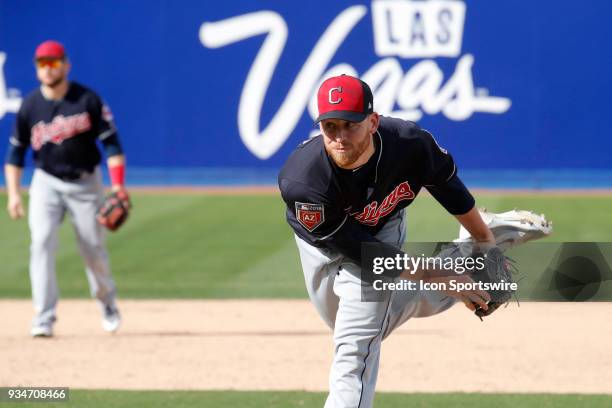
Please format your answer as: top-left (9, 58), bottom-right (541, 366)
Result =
top-left (97, 190), bottom-right (131, 231)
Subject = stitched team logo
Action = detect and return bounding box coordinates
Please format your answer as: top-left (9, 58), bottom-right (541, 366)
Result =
top-left (295, 202), bottom-right (325, 232)
top-left (351, 181), bottom-right (415, 226)
top-left (30, 112), bottom-right (92, 150)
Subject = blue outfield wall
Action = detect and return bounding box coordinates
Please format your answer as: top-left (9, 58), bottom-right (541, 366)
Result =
top-left (0, 1), bottom-right (611, 187)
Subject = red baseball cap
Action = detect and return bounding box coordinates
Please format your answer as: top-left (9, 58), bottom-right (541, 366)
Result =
top-left (315, 74), bottom-right (374, 123)
top-left (34, 40), bottom-right (66, 59)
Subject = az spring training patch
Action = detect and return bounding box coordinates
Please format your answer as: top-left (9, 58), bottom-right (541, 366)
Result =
top-left (295, 202), bottom-right (325, 232)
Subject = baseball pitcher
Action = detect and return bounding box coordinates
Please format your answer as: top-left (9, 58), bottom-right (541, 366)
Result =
top-left (279, 75), bottom-right (551, 407)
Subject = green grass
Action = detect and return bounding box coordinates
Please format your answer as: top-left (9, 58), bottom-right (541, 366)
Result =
top-left (6, 390), bottom-right (612, 407)
top-left (0, 192), bottom-right (610, 299)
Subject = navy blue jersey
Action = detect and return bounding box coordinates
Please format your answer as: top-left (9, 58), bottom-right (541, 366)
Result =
top-left (278, 116), bottom-right (475, 263)
top-left (5, 82), bottom-right (122, 180)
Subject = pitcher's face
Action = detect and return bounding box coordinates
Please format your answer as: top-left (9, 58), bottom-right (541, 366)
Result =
top-left (320, 113), bottom-right (379, 168)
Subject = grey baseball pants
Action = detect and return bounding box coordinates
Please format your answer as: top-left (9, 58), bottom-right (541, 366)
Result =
top-left (28, 168), bottom-right (117, 326)
top-left (295, 210), bottom-right (456, 408)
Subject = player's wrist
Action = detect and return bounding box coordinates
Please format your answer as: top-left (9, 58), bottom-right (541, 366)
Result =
top-left (7, 190), bottom-right (21, 199)
top-left (472, 237), bottom-right (496, 254)
top-left (108, 163), bottom-right (125, 187)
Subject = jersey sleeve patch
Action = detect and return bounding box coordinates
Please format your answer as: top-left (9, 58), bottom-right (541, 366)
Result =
top-left (9, 136), bottom-right (23, 147)
top-left (295, 202), bottom-right (325, 232)
top-left (102, 104), bottom-right (114, 123)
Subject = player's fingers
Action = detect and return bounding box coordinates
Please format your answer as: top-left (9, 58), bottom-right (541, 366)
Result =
top-left (16, 203), bottom-right (25, 218)
top-left (7, 198), bottom-right (23, 219)
top-left (465, 291), bottom-right (489, 311)
top-left (460, 285), bottom-right (490, 304)
top-left (475, 288), bottom-right (491, 303)
top-left (10, 205), bottom-right (24, 219)
top-left (462, 299), bottom-right (476, 311)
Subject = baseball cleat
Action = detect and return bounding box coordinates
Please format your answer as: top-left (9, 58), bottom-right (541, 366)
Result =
top-left (102, 305), bottom-right (121, 333)
top-left (31, 322), bottom-right (54, 338)
top-left (456, 209), bottom-right (553, 250)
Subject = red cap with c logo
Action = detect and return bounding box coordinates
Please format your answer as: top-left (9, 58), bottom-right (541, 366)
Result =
top-left (315, 74), bottom-right (374, 123)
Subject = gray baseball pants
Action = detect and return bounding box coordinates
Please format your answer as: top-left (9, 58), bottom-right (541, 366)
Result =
top-left (295, 210), bottom-right (456, 408)
top-left (28, 167), bottom-right (117, 326)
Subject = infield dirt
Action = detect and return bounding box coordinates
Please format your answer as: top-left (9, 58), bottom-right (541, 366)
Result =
top-left (1, 300), bottom-right (610, 394)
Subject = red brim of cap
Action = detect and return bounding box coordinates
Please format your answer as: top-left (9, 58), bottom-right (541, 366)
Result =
top-left (315, 110), bottom-right (367, 124)
top-left (35, 52), bottom-right (64, 59)
top-left (35, 53), bottom-right (63, 59)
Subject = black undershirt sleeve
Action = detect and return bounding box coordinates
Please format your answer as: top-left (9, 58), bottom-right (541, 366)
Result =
top-left (100, 134), bottom-right (123, 157)
top-left (5, 109), bottom-right (30, 167)
top-left (5, 144), bottom-right (27, 167)
top-left (426, 173), bottom-right (475, 215)
top-left (418, 128), bottom-right (475, 215)
top-left (91, 96), bottom-right (123, 158)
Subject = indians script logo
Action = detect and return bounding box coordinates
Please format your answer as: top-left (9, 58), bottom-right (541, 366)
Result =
top-left (0, 52), bottom-right (22, 120)
top-left (200, 0), bottom-right (511, 160)
top-left (352, 181), bottom-right (415, 226)
top-left (31, 113), bottom-right (92, 150)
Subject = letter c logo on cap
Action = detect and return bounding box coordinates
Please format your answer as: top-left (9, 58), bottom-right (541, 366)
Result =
top-left (328, 87), bottom-right (343, 104)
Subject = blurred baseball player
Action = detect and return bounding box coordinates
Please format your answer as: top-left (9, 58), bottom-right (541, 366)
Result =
top-left (279, 75), bottom-right (550, 408)
top-left (4, 40), bottom-right (127, 337)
